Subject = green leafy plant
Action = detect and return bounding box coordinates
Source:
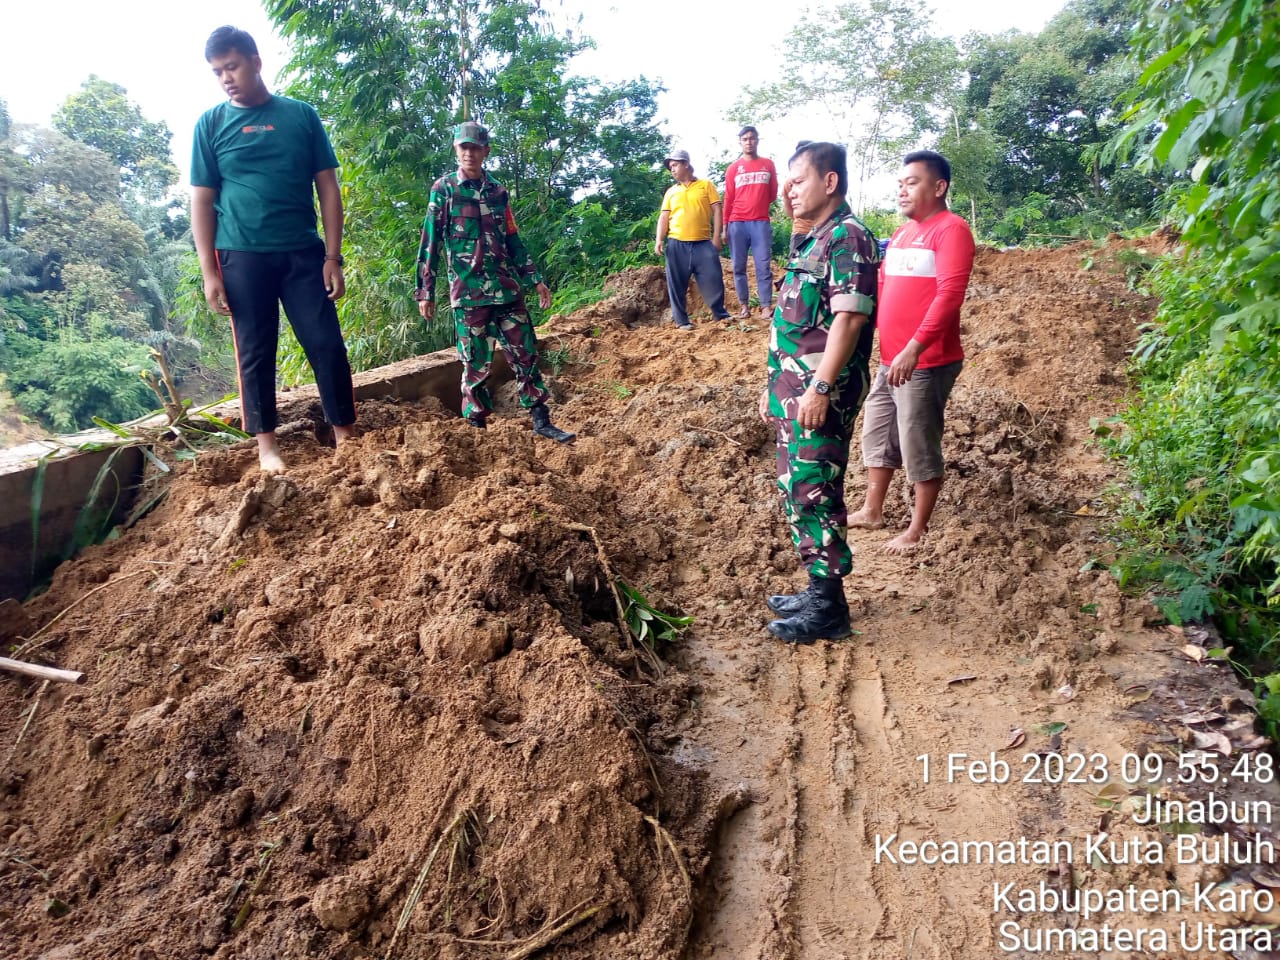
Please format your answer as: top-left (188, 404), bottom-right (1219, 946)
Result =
top-left (617, 578), bottom-right (693, 649)
top-left (541, 341), bottom-right (573, 376)
top-left (1100, 0), bottom-right (1280, 715)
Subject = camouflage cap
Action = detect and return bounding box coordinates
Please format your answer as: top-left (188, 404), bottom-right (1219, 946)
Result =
top-left (453, 121), bottom-right (490, 147)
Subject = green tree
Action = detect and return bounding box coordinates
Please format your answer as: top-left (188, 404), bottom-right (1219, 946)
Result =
top-left (1, 93), bottom-right (222, 435)
top-left (0, 98), bottom-right (23, 241)
top-left (940, 0), bottom-right (1160, 243)
top-left (53, 77), bottom-right (178, 201)
top-left (20, 186), bottom-right (147, 274)
top-left (734, 0), bottom-right (960, 206)
top-left (12, 126), bottom-right (119, 204)
top-left (46, 262), bottom-right (150, 340)
top-left (0, 239), bottom-right (40, 298)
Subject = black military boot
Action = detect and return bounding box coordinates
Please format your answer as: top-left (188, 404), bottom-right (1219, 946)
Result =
top-left (530, 403), bottom-right (575, 443)
top-left (767, 575), bottom-right (851, 644)
top-left (766, 572), bottom-right (822, 614)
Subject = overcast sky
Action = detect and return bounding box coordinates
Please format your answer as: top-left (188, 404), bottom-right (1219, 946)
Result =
top-left (2, 0), bottom-right (1067, 208)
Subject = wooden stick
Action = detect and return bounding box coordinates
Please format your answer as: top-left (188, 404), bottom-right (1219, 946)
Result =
top-left (564, 522), bottom-right (629, 640)
top-left (703, 428), bottom-right (742, 446)
top-left (563, 522), bottom-right (663, 676)
top-left (0, 657), bottom-right (85, 685)
top-left (505, 902), bottom-right (608, 960)
top-left (457, 897), bottom-right (610, 958)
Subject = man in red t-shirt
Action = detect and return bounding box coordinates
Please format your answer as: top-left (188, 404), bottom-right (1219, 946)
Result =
top-left (723, 125), bottom-right (778, 319)
top-left (850, 150), bottom-right (975, 553)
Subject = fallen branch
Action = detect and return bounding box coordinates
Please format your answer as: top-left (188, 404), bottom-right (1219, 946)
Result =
top-left (0, 656), bottom-right (85, 685)
top-left (505, 902), bottom-right (609, 960)
top-left (563, 522), bottom-right (663, 676)
top-left (644, 815), bottom-right (691, 894)
top-left (601, 694), bottom-right (663, 798)
top-left (702, 428), bottom-right (741, 447)
top-left (384, 806), bottom-right (470, 960)
top-left (645, 814), bottom-right (693, 937)
top-left (232, 837), bottom-right (283, 932)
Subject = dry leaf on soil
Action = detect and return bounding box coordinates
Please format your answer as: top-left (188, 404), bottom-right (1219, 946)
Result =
top-left (1189, 730), bottom-right (1232, 756)
top-left (1001, 727), bottom-right (1026, 751)
top-left (1169, 711), bottom-right (1224, 725)
top-left (1123, 684), bottom-right (1153, 704)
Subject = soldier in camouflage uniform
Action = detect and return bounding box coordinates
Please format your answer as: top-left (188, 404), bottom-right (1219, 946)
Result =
top-left (415, 122), bottom-right (574, 443)
top-left (757, 141), bottom-right (879, 643)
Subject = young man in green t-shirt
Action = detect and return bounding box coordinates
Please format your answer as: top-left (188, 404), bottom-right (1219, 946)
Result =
top-left (191, 25), bottom-right (356, 474)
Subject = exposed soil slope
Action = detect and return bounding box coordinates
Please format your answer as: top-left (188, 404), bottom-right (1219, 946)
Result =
top-left (4, 237), bottom-right (1278, 960)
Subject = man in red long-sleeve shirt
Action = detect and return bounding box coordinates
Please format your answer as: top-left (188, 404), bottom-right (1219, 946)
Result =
top-left (850, 150), bottom-right (975, 553)
top-left (723, 125), bottom-right (778, 319)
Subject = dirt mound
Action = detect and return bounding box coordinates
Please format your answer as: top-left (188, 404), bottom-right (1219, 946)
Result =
top-left (5, 237), bottom-right (1271, 960)
top-left (0, 395), bottom-right (714, 958)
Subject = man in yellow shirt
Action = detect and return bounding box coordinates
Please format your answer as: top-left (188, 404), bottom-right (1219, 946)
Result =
top-left (654, 149), bottom-right (732, 330)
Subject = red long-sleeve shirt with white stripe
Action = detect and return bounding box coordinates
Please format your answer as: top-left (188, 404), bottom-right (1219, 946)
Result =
top-left (876, 210), bottom-right (975, 369)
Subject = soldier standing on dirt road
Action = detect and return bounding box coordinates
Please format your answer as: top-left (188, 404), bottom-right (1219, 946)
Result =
top-left (848, 150), bottom-right (975, 552)
top-left (758, 142), bottom-right (880, 644)
top-left (415, 122), bottom-right (575, 443)
top-left (191, 26), bottom-right (358, 475)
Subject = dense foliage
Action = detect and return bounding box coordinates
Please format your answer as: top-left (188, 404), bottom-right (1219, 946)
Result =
top-left (1103, 0), bottom-right (1280, 715)
top-left (0, 88), bottom-right (218, 436)
top-left (732, 0), bottom-right (1162, 244)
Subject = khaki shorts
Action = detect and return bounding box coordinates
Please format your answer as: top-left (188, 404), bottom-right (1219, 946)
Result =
top-left (861, 360), bottom-right (962, 483)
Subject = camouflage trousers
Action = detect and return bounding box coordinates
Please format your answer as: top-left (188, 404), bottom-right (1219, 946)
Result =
top-left (771, 371), bottom-right (869, 578)
top-left (453, 301), bottom-right (549, 418)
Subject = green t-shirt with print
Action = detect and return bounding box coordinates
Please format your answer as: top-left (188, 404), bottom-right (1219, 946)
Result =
top-left (191, 95), bottom-right (339, 252)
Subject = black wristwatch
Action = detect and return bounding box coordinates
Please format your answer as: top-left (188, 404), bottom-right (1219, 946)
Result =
top-left (324, 254), bottom-right (345, 266)
top-left (813, 379), bottom-right (832, 395)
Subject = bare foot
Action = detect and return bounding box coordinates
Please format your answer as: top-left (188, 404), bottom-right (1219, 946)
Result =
top-left (884, 530), bottom-right (924, 554)
top-left (848, 507), bottom-right (886, 529)
top-left (256, 432), bottom-right (286, 475)
top-left (258, 450), bottom-right (286, 475)
top-left (333, 424), bottom-right (357, 445)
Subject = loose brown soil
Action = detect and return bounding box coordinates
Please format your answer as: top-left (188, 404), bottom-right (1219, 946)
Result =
top-left (4, 237), bottom-right (1279, 960)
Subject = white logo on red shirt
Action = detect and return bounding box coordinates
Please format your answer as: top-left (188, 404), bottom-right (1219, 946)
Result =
top-left (883, 246), bottom-right (937, 278)
top-left (735, 171), bottom-right (772, 187)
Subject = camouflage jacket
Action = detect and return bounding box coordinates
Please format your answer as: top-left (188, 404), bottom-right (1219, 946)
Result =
top-left (767, 202), bottom-right (879, 420)
top-left (415, 171), bottom-right (543, 308)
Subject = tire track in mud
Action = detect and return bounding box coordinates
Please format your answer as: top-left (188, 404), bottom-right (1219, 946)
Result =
top-left (786, 643), bottom-right (888, 957)
top-left (685, 586), bottom-right (1045, 960)
top-left (783, 632), bottom-right (995, 960)
top-left (686, 637), bottom-right (803, 960)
